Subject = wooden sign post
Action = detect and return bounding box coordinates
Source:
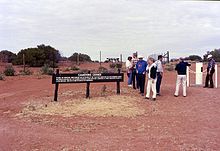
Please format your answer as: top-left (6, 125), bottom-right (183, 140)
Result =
top-left (52, 70), bottom-right (124, 101)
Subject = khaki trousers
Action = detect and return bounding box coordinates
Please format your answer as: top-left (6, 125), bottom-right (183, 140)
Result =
top-left (174, 75), bottom-right (187, 97)
top-left (146, 79), bottom-right (157, 99)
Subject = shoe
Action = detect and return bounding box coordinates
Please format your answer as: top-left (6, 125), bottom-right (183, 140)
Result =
top-left (174, 95), bottom-right (178, 97)
top-left (203, 86), bottom-right (208, 88)
top-left (209, 86), bottom-right (214, 88)
top-left (141, 93), bottom-right (144, 96)
top-left (157, 93), bottom-right (161, 96)
top-left (128, 85), bottom-right (132, 87)
top-left (145, 97), bottom-right (150, 100)
top-left (183, 95), bottom-right (186, 97)
top-left (152, 98), bottom-right (156, 101)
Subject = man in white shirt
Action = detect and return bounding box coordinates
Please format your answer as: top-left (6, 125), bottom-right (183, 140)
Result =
top-left (155, 55), bottom-right (163, 96)
top-left (132, 53), bottom-right (139, 89)
top-left (126, 56), bottom-right (133, 87)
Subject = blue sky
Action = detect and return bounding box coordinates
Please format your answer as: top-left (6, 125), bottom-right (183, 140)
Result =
top-left (0, 0), bottom-right (220, 60)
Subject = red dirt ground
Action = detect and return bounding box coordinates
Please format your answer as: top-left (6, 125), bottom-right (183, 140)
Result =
top-left (0, 63), bottom-right (220, 151)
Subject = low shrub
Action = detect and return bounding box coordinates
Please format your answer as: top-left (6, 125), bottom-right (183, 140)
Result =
top-left (165, 63), bottom-right (175, 71)
top-left (110, 63), bottom-right (122, 69)
top-left (64, 68), bottom-right (70, 72)
top-left (0, 73), bottom-right (4, 80)
top-left (19, 68), bottom-right (32, 75)
top-left (98, 66), bottom-right (108, 73)
top-left (115, 63), bottom-right (122, 69)
top-left (71, 65), bottom-right (80, 71)
top-left (4, 65), bottom-right (15, 76)
top-left (109, 63), bottom-right (116, 69)
top-left (41, 64), bottom-right (54, 75)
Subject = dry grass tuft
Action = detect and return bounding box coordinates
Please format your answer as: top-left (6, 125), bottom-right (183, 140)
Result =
top-left (21, 95), bottom-right (145, 118)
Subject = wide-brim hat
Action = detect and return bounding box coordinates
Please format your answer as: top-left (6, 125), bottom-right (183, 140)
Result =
top-left (138, 55), bottom-right (144, 59)
top-left (207, 54), bottom-right (212, 59)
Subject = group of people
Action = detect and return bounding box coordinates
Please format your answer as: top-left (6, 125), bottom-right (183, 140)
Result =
top-left (126, 53), bottom-right (216, 101)
top-left (126, 53), bottom-right (163, 101)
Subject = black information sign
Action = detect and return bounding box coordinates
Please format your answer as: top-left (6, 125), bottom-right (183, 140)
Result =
top-left (52, 69), bottom-right (124, 101)
top-left (52, 73), bottom-right (123, 84)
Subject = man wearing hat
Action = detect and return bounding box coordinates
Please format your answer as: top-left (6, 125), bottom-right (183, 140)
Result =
top-left (204, 54), bottom-right (216, 88)
top-left (174, 57), bottom-right (191, 97)
top-left (136, 55), bottom-right (148, 96)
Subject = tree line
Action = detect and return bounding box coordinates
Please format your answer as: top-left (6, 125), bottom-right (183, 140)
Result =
top-left (183, 49), bottom-right (220, 62)
top-left (0, 44), bottom-right (92, 67)
top-left (1, 46), bottom-right (220, 67)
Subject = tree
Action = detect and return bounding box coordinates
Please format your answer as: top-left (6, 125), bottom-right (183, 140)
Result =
top-left (68, 52), bottom-right (92, 62)
top-left (187, 55), bottom-right (202, 61)
top-left (14, 44), bottom-right (61, 67)
top-left (203, 49), bottom-right (220, 62)
top-left (0, 50), bottom-right (17, 63)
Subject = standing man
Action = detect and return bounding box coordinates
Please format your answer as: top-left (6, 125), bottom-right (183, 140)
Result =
top-left (204, 54), bottom-right (216, 88)
top-left (155, 55), bottom-right (163, 96)
top-left (136, 55), bottom-right (148, 96)
top-left (132, 52), bottom-right (139, 89)
top-left (174, 58), bottom-right (191, 97)
top-left (126, 56), bottom-right (133, 87)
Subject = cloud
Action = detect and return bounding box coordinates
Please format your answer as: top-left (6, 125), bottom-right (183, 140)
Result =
top-left (0, 0), bottom-right (220, 60)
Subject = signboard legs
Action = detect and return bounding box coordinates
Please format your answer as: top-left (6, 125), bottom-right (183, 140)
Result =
top-left (86, 82), bottom-right (90, 98)
top-left (54, 69), bottom-right (60, 101)
top-left (117, 69), bottom-right (121, 94)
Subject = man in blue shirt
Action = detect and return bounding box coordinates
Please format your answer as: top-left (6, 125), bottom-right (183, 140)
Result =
top-left (136, 55), bottom-right (148, 96)
top-left (204, 54), bottom-right (216, 88)
top-left (174, 58), bottom-right (191, 97)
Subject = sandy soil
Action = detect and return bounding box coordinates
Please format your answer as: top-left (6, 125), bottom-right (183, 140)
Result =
top-left (0, 63), bottom-right (220, 151)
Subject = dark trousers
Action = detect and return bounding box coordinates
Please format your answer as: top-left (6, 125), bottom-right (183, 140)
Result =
top-left (156, 72), bottom-right (163, 94)
top-left (137, 74), bottom-right (146, 94)
top-left (132, 70), bottom-right (139, 89)
top-left (205, 69), bottom-right (215, 88)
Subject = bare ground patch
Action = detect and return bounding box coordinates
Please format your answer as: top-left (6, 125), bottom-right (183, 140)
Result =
top-left (18, 95), bottom-right (145, 118)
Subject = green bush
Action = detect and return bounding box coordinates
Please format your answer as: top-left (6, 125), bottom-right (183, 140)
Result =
top-left (19, 68), bottom-right (32, 75)
top-left (0, 73), bottom-right (4, 80)
top-left (115, 63), bottom-right (122, 69)
top-left (165, 64), bottom-right (175, 71)
top-left (64, 67), bottom-right (70, 72)
top-left (109, 63), bottom-right (122, 69)
top-left (41, 64), bottom-right (54, 75)
top-left (98, 66), bottom-right (108, 73)
top-left (109, 63), bottom-right (116, 69)
top-left (14, 44), bottom-right (61, 67)
top-left (4, 65), bottom-right (15, 76)
top-left (203, 49), bottom-right (220, 62)
top-left (0, 50), bottom-right (17, 63)
top-left (68, 53), bottom-right (92, 62)
top-left (71, 65), bottom-right (80, 71)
